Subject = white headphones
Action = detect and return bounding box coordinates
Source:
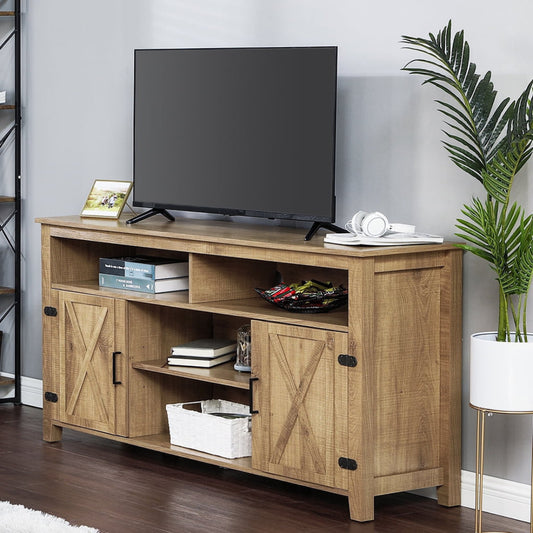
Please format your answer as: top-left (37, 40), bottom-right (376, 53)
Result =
top-left (347, 211), bottom-right (415, 238)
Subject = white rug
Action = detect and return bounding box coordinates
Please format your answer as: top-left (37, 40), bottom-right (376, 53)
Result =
top-left (0, 501), bottom-right (99, 533)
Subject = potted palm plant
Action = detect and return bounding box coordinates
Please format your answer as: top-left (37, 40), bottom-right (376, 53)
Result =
top-left (402, 21), bottom-right (533, 411)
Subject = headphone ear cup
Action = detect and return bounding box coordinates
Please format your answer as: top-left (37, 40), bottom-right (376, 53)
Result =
top-left (351, 211), bottom-right (368, 233)
top-left (361, 212), bottom-right (389, 237)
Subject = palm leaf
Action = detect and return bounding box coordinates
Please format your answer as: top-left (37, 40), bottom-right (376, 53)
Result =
top-left (402, 21), bottom-right (513, 182)
top-left (482, 139), bottom-right (530, 203)
top-left (404, 21), bottom-right (533, 340)
top-left (455, 198), bottom-right (497, 264)
top-left (499, 213), bottom-right (533, 295)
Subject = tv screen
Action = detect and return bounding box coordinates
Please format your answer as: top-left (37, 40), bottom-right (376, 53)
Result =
top-left (132, 46), bottom-right (338, 227)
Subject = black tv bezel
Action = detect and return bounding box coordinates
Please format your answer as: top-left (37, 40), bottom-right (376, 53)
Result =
top-left (132, 45), bottom-right (338, 225)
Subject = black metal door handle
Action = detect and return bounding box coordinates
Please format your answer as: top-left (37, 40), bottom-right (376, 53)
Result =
top-left (249, 376), bottom-right (259, 414)
top-left (112, 351), bottom-right (122, 385)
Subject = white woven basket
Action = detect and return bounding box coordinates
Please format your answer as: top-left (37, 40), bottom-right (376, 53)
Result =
top-left (166, 399), bottom-right (252, 459)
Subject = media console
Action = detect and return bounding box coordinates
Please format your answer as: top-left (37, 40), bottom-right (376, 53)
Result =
top-left (37, 215), bottom-right (462, 522)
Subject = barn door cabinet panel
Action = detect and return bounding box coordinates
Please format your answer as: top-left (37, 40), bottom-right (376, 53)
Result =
top-left (58, 291), bottom-right (127, 436)
top-left (37, 216), bottom-right (462, 522)
top-left (251, 321), bottom-right (349, 490)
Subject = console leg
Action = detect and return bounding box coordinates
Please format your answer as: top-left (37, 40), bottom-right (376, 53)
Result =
top-left (348, 486), bottom-right (374, 522)
top-left (43, 418), bottom-right (62, 442)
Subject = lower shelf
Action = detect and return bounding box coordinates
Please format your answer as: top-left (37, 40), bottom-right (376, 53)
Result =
top-left (51, 421), bottom-right (347, 496)
top-left (48, 419), bottom-right (447, 515)
top-left (136, 432), bottom-right (254, 470)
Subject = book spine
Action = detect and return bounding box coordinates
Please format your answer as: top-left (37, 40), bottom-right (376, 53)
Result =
top-left (99, 258), bottom-right (155, 279)
top-left (99, 273), bottom-right (156, 293)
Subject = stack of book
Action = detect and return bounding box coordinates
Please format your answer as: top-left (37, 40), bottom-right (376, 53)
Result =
top-left (168, 338), bottom-right (237, 368)
top-left (99, 256), bottom-right (189, 293)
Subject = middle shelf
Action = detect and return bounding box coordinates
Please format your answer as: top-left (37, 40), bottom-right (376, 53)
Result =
top-left (52, 279), bottom-right (349, 332)
top-left (133, 359), bottom-right (251, 390)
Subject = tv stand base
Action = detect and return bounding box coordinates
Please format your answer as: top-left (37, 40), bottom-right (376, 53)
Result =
top-left (305, 221), bottom-right (348, 241)
top-left (126, 208), bottom-right (175, 224)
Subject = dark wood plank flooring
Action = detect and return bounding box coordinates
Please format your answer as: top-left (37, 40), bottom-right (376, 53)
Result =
top-left (0, 405), bottom-right (528, 532)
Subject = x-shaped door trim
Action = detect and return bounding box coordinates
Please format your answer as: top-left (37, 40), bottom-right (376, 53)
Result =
top-left (269, 334), bottom-right (326, 474)
top-left (64, 300), bottom-right (109, 422)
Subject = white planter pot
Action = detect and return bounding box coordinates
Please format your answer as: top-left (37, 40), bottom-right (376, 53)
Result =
top-left (470, 332), bottom-right (533, 412)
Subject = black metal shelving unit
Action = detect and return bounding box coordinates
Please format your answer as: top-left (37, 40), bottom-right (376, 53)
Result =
top-left (0, 0), bottom-right (21, 404)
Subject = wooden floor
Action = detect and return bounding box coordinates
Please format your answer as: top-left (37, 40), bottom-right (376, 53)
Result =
top-left (0, 405), bottom-right (529, 533)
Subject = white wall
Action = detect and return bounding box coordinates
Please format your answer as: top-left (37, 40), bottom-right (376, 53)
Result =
top-left (21, 0), bottom-right (533, 486)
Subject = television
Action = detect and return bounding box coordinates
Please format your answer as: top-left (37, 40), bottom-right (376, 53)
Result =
top-left (130, 46), bottom-right (342, 240)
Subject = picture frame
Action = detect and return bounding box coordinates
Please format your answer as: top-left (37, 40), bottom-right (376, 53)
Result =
top-left (81, 179), bottom-right (133, 219)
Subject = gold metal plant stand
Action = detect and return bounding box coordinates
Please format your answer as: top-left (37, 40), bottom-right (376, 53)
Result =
top-left (472, 405), bottom-right (533, 533)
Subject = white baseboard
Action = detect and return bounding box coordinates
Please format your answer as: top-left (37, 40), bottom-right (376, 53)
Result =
top-left (2, 375), bottom-right (531, 522)
top-left (461, 469), bottom-right (531, 523)
top-left (0, 373), bottom-right (43, 408)
top-left (411, 471), bottom-right (530, 523)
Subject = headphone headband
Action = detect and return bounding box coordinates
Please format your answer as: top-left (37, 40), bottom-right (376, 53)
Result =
top-left (348, 211), bottom-right (415, 238)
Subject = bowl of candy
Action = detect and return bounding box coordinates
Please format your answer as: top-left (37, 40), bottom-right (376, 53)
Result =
top-left (255, 279), bottom-right (348, 313)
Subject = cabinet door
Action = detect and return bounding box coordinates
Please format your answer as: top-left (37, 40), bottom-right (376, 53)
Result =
top-left (58, 291), bottom-right (126, 435)
top-left (251, 321), bottom-right (348, 489)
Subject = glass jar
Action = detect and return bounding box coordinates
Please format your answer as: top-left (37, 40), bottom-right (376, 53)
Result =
top-left (234, 324), bottom-right (251, 372)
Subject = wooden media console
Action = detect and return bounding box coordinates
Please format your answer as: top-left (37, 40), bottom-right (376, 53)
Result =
top-left (37, 215), bottom-right (462, 522)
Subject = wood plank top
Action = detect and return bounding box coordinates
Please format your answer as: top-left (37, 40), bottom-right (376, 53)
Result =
top-left (0, 196), bottom-right (15, 203)
top-left (36, 215), bottom-right (459, 259)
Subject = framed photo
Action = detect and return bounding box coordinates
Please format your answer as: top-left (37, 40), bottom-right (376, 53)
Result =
top-left (81, 180), bottom-right (133, 219)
